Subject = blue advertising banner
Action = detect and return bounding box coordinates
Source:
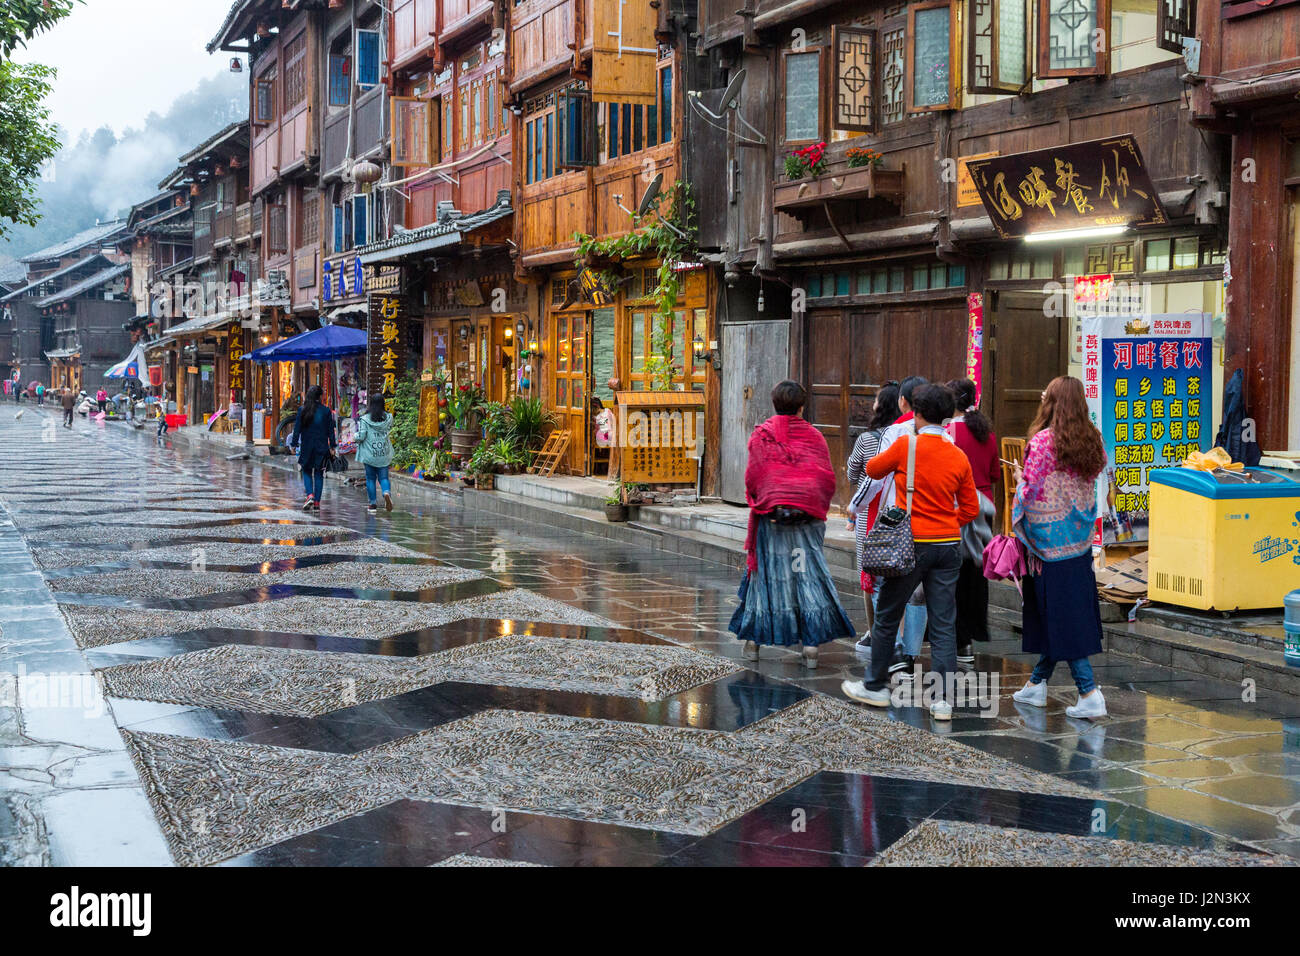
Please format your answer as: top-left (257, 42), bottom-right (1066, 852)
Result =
top-left (1083, 313), bottom-right (1212, 545)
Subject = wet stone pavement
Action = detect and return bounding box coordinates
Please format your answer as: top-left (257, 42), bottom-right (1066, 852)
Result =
top-left (0, 407), bottom-right (1297, 866)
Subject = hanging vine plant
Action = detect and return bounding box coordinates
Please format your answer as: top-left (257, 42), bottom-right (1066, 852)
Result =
top-left (573, 180), bottom-right (698, 391)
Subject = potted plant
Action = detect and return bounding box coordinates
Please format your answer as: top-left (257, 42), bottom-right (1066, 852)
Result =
top-left (426, 447), bottom-right (453, 481)
top-left (466, 440), bottom-right (499, 489)
top-left (846, 146), bottom-right (884, 169)
top-left (783, 141), bottom-right (827, 181)
top-left (488, 438), bottom-right (528, 475)
top-left (604, 490), bottom-right (629, 522)
top-left (446, 381), bottom-right (485, 458)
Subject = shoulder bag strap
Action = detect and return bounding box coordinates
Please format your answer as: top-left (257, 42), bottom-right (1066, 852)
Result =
top-left (905, 434), bottom-right (917, 514)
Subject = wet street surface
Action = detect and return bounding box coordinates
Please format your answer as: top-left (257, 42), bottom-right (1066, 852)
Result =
top-left (1, 408), bottom-right (1297, 866)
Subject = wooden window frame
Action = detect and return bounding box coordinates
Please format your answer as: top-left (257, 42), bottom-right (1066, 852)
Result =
top-left (254, 74), bottom-right (276, 126)
top-left (1157, 0), bottom-right (1195, 52)
top-left (355, 28), bottom-right (381, 89)
top-left (283, 33), bottom-right (308, 112)
top-left (968, 0), bottom-right (1030, 95)
top-left (328, 54), bottom-right (351, 107)
top-left (556, 87), bottom-right (596, 169)
top-left (1037, 0), bottom-right (1110, 78)
top-left (780, 47), bottom-right (825, 146)
top-left (832, 25), bottom-right (876, 133)
top-left (391, 96), bottom-right (433, 167)
top-left (906, 1), bottom-right (957, 114)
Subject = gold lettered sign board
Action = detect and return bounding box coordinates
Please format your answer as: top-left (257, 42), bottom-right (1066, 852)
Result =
top-left (956, 151), bottom-right (998, 207)
top-left (416, 385), bottom-right (441, 438)
top-left (966, 136), bottom-right (1166, 239)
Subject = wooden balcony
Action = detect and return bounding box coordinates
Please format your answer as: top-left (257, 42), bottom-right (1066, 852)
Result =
top-left (213, 203), bottom-right (236, 248)
top-left (234, 202), bottom-right (253, 243)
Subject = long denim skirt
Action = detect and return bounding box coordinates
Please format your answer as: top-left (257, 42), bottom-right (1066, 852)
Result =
top-left (729, 517), bottom-right (854, 648)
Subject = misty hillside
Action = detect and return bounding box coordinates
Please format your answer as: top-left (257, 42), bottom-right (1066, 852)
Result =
top-left (0, 69), bottom-right (248, 260)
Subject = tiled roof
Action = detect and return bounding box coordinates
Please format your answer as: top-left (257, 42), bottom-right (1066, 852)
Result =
top-left (356, 193), bottom-right (513, 263)
top-left (1, 252), bottom-right (112, 302)
top-left (19, 220), bottom-right (129, 263)
top-left (0, 256), bottom-right (26, 289)
top-left (36, 263), bottom-right (131, 308)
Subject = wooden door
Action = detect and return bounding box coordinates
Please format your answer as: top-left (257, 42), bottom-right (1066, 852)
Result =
top-left (720, 320), bottom-right (790, 504)
top-left (552, 309), bottom-right (587, 473)
top-left (989, 289), bottom-right (1065, 441)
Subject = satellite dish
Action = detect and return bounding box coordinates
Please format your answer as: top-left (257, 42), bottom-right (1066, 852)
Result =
top-left (636, 173), bottom-right (664, 218)
top-left (721, 69), bottom-right (746, 111)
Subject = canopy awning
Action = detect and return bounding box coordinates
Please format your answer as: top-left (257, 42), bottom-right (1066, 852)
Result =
top-left (245, 324), bottom-right (367, 363)
top-left (44, 348), bottom-right (81, 360)
top-left (105, 341), bottom-right (150, 380)
top-left (162, 312), bottom-right (233, 339)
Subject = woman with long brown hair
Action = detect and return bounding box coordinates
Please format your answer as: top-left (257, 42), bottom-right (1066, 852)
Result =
top-left (1009, 376), bottom-right (1109, 720)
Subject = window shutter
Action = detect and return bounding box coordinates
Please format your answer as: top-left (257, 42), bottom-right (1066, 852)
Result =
top-left (832, 26), bottom-right (876, 132)
top-left (356, 30), bottom-right (381, 89)
top-left (1037, 0), bottom-right (1110, 78)
top-left (255, 78), bottom-right (275, 124)
top-left (557, 89), bottom-right (595, 169)
top-left (907, 2), bottom-right (955, 113)
top-left (1157, 0), bottom-right (1195, 53)
top-left (969, 0), bottom-right (1029, 94)
top-left (329, 55), bottom-right (350, 107)
top-left (592, 0), bottom-right (658, 105)
top-left (391, 97), bottom-right (431, 167)
top-left (352, 195), bottom-right (369, 249)
top-left (333, 206), bottom-right (345, 254)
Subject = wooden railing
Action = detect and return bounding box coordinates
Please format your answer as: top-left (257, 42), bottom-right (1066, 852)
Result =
top-left (234, 202), bottom-right (253, 242)
top-left (213, 202), bottom-right (236, 246)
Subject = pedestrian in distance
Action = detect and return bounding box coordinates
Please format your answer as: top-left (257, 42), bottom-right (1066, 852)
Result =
top-left (290, 384), bottom-right (337, 512)
top-left (356, 393), bottom-right (395, 515)
top-left (729, 380), bottom-right (855, 669)
top-left (945, 378), bottom-right (999, 668)
top-left (1009, 376), bottom-right (1109, 720)
top-left (95, 387), bottom-right (108, 414)
top-left (35, 383), bottom-right (44, 406)
top-left (842, 384), bottom-right (979, 721)
top-left (845, 381), bottom-right (901, 647)
top-left (60, 387), bottom-right (75, 428)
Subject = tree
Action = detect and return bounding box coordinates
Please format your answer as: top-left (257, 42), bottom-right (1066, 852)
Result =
top-left (0, 0), bottom-right (80, 241)
top-left (1, 0), bottom-right (79, 57)
top-left (0, 59), bottom-right (59, 241)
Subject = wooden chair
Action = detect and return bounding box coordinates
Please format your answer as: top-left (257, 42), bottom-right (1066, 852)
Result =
top-left (1000, 437), bottom-right (1026, 536)
top-left (528, 429), bottom-right (571, 477)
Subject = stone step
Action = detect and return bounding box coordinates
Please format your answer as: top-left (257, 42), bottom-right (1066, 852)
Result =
top-left (1136, 602), bottom-right (1288, 651)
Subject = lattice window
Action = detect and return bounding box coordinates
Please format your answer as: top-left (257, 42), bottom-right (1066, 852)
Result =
top-left (1157, 0), bottom-right (1195, 53)
top-left (833, 27), bottom-right (875, 132)
top-left (298, 189), bottom-right (320, 248)
top-left (970, 0), bottom-right (1029, 94)
top-left (909, 3), bottom-right (952, 112)
top-left (391, 97), bottom-right (432, 167)
top-left (267, 203), bottom-right (289, 256)
top-left (284, 34), bottom-right (307, 110)
top-left (1039, 0), bottom-right (1109, 77)
top-left (881, 28), bottom-right (906, 125)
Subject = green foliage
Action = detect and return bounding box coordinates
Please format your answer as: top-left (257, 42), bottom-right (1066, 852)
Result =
top-left (446, 380), bottom-right (485, 430)
top-left (388, 371), bottom-right (441, 472)
top-left (0, 60), bottom-right (60, 242)
top-left (1, 0), bottom-right (80, 56)
top-left (503, 395), bottom-right (555, 451)
top-left (573, 181), bottom-right (698, 391)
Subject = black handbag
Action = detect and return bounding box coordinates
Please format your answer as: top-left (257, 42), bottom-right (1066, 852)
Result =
top-left (860, 434), bottom-right (917, 578)
top-left (327, 452), bottom-right (349, 474)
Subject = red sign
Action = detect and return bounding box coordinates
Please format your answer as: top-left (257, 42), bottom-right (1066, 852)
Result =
top-left (965, 292), bottom-right (984, 403)
top-left (1073, 274), bottom-right (1115, 304)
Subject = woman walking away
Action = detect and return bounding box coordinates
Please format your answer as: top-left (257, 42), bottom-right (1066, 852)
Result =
top-left (842, 384), bottom-right (978, 721)
top-left (1010, 376), bottom-right (1109, 720)
top-left (945, 378), bottom-right (999, 667)
top-left (290, 384), bottom-right (337, 512)
top-left (357, 394), bottom-right (395, 515)
top-left (845, 382), bottom-right (901, 649)
top-left (730, 381), bottom-right (854, 669)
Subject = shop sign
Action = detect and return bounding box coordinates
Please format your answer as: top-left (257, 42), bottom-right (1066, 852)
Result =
top-left (1083, 312), bottom-right (1212, 546)
top-left (966, 136), bottom-right (1166, 239)
top-left (956, 151), bottom-right (998, 207)
top-left (416, 384), bottom-right (441, 438)
top-left (453, 282), bottom-right (485, 307)
top-left (367, 294), bottom-right (407, 415)
top-left (965, 293), bottom-right (984, 402)
top-left (578, 268), bottom-right (616, 305)
top-left (227, 323), bottom-right (245, 393)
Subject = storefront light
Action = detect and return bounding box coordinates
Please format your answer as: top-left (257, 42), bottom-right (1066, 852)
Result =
top-left (1023, 224), bottom-right (1129, 244)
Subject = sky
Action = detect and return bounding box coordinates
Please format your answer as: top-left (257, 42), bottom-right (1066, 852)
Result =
top-left (17, 0), bottom-right (240, 138)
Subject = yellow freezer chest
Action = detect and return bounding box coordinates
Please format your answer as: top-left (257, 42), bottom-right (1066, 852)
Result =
top-left (1148, 467), bottom-right (1300, 611)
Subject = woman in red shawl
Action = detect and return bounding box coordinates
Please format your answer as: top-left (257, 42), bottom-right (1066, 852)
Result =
top-left (729, 381), bottom-right (854, 668)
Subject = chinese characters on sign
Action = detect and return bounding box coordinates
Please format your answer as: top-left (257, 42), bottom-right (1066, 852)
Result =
top-left (967, 136), bottom-right (1166, 239)
top-left (1084, 312), bottom-right (1212, 546)
top-left (367, 293), bottom-right (407, 415)
top-left (227, 323), bottom-right (245, 397)
top-left (965, 293), bottom-right (984, 402)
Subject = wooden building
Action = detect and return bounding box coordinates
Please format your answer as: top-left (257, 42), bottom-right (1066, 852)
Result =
top-left (1190, 0), bottom-right (1300, 451)
top-left (1, 221), bottom-right (133, 392)
top-left (510, 0), bottom-right (716, 480)
top-left (697, 0), bottom-right (1226, 504)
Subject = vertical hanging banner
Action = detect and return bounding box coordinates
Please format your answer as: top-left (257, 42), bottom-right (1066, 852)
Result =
top-left (368, 293), bottom-right (407, 414)
top-left (1083, 311), bottom-right (1212, 546)
top-left (965, 292), bottom-right (985, 403)
top-left (227, 323), bottom-right (245, 398)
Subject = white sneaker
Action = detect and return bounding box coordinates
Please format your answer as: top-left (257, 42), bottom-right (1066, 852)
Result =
top-left (1012, 681), bottom-right (1048, 707)
top-left (1066, 689), bottom-right (1107, 720)
top-left (801, 645), bottom-right (818, 669)
top-left (742, 641), bottom-right (759, 661)
top-left (841, 680), bottom-right (891, 707)
top-left (930, 700), bottom-right (953, 721)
